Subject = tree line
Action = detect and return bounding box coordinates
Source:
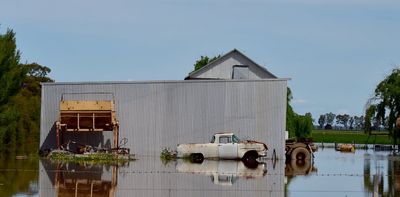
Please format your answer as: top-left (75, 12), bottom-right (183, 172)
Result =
top-left (317, 113), bottom-right (365, 130)
top-left (317, 67), bottom-right (400, 146)
top-left (0, 28), bottom-right (53, 154)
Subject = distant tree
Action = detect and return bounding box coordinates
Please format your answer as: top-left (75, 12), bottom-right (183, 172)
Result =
top-left (372, 117), bottom-right (381, 130)
top-left (193, 55), bottom-right (221, 72)
top-left (336, 114), bottom-right (350, 129)
top-left (325, 112), bottom-right (336, 129)
top-left (349, 116), bottom-right (355, 130)
top-left (354, 116), bottom-right (364, 130)
top-left (318, 114), bottom-right (326, 129)
top-left (364, 105), bottom-right (376, 134)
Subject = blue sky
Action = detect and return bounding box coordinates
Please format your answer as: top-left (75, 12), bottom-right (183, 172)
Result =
top-left (1, 0), bottom-right (399, 119)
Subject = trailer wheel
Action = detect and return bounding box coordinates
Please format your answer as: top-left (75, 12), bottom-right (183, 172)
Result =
top-left (290, 147), bottom-right (311, 160)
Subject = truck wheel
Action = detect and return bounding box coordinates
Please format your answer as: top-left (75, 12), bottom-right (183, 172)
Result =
top-left (242, 151), bottom-right (258, 169)
top-left (290, 147), bottom-right (311, 160)
top-left (190, 153), bottom-right (204, 163)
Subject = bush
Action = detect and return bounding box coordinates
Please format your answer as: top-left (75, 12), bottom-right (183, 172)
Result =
top-left (160, 147), bottom-right (176, 164)
top-left (294, 114), bottom-right (313, 138)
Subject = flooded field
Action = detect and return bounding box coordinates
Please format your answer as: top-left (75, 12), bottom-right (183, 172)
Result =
top-left (1, 148), bottom-right (399, 196)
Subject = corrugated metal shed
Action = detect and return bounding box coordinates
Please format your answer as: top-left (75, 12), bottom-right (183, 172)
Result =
top-left (186, 49), bottom-right (277, 79)
top-left (40, 79), bottom-right (287, 158)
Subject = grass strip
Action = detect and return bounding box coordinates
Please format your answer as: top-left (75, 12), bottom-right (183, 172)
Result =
top-left (311, 130), bottom-right (392, 144)
top-left (49, 152), bottom-right (135, 164)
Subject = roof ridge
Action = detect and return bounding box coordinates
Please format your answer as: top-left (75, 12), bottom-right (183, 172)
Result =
top-left (186, 49), bottom-right (276, 79)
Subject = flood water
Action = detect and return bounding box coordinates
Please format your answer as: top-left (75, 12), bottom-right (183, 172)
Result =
top-left (1, 148), bottom-right (399, 197)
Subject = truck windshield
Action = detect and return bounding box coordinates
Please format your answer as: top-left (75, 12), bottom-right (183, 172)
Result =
top-left (232, 135), bottom-right (240, 143)
top-left (210, 136), bottom-right (215, 143)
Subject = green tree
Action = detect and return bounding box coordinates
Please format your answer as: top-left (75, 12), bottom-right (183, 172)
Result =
top-left (354, 115), bottom-right (364, 130)
top-left (336, 114), bottom-right (350, 129)
top-left (349, 116), bottom-right (355, 130)
top-left (286, 88), bottom-right (313, 138)
top-left (318, 114), bottom-right (326, 129)
top-left (286, 87), bottom-right (295, 137)
top-left (325, 112), bottom-right (336, 127)
top-left (0, 28), bottom-right (53, 154)
top-left (293, 113), bottom-right (313, 138)
top-left (0, 29), bottom-right (25, 105)
top-left (366, 67), bottom-right (400, 145)
top-left (193, 55), bottom-right (221, 71)
top-left (364, 105), bottom-right (376, 134)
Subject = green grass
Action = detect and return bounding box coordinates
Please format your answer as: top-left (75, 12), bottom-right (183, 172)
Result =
top-left (48, 152), bottom-right (135, 164)
top-left (160, 147), bottom-right (177, 165)
top-left (311, 130), bottom-right (392, 144)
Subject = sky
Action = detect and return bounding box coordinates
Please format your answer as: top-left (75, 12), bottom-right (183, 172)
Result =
top-left (1, 0), bottom-right (399, 119)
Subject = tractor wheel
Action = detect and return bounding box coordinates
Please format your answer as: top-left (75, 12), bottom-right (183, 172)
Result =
top-left (290, 147), bottom-right (311, 161)
top-left (290, 158), bottom-right (312, 175)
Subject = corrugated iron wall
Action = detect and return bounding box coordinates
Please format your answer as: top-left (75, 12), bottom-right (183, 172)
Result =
top-left (40, 79), bottom-right (287, 158)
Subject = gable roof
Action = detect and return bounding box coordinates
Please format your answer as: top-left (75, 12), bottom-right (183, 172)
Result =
top-left (186, 49), bottom-right (277, 79)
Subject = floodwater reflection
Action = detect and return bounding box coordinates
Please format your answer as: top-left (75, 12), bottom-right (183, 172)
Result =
top-left (363, 153), bottom-right (400, 196)
top-left (32, 149), bottom-right (400, 197)
top-left (285, 159), bottom-right (317, 176)
top-left (40, 160), bottom-right (118, 197)
top-left (40, 157), bottom-right (285, 197)
top-left (287, 148), bottom-right (400, 197)
top-left (176, 159), bottom-right (267, 186)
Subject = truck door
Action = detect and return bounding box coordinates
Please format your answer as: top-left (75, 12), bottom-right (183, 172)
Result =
top-left (218, 135), bottom-right (238, 159)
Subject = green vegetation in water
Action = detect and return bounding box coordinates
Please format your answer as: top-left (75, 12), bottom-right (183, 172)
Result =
top-left (312, 130), bottom-right (392, 144)
top-left (160, 147), bottom-right (177, 164)
top-left (48, 152), bottom-right (135, 164)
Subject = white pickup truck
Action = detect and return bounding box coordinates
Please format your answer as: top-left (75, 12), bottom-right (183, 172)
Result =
top-left (177, 133), bottom-right (268, 162)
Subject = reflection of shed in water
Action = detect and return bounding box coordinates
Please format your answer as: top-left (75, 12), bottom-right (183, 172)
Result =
top-left (41, 161), bottom-right (118, 197)
top-left (40, 157), bottom-right (285, 197)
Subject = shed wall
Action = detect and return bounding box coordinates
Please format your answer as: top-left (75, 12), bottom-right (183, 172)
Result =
top-left (40, 79), bottom-right (287, 158)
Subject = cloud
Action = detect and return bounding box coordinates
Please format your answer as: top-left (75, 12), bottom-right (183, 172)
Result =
top-left (292, 99), bottom-right (307, 104)
top-left (336, 109), bottom-right (350, 115)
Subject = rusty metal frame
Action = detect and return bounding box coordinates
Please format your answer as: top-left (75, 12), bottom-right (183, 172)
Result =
top-left (55, 97), bottom-right (120, 150)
